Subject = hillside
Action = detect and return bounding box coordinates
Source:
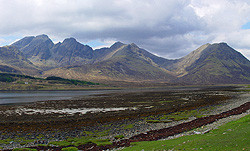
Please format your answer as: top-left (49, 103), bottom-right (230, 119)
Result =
top-left (0, 73), bottom-right (100, 90)
top-left (173, 43), bottom-right (250, 84)
top-left (0, 46), bottom-right (40, 75)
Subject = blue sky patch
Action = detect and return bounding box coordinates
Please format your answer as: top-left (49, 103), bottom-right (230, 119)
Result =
top-left (86, 40), bottom-right (105, 47)
top-left (241, 22), bottom-right (250, 29)
top-left (0, 35), bottom-right (22, 46)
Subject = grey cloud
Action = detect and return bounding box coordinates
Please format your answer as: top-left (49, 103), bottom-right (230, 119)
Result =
top-left (1, 0), bottom-right (250, 59)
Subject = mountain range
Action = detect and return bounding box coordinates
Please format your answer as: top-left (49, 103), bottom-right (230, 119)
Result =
top-left (1, 34), bottom-right (250, 84)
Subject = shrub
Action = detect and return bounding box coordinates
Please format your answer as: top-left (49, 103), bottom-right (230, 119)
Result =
top-left (46, 76), bottom-right (99, 85)
top-left (0, 75), bottom-right (14, 82)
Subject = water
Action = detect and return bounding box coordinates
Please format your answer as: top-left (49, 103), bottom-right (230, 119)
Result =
top-left (0, 86), bottom-right (220, 105)
top-left (0, 90), bottom-right (114, 105)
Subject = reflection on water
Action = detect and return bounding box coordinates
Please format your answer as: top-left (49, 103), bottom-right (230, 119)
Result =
top-left (0, 90), bottom-right (113, 105)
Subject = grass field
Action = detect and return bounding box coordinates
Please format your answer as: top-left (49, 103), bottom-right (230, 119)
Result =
top-left (122, 114), bottom-right (250, 151)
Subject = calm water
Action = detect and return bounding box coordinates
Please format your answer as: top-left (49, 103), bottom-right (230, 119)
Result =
top-left (0, 86), bottom-right (223, 105)
top-left (0, 90), bottom-right (115, 105)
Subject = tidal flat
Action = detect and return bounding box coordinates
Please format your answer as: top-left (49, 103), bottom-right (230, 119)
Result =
top-left (0, 85), bottom-right (249, 150)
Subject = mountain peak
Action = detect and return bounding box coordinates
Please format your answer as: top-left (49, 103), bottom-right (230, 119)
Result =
top-left (201, 42), bottom-right (236, 56)
top-left (209, 42), bottom-right (231, 48)
top-left (36, 34), bottom-right (49, 38)
top-left (110, 41), bottom-right (126, 50)
top-left (30, 34), bottom-right (53, 45)
top-left (33, 34), bottom-right (52, 42)
top-left (114, 41), bottom-right (124, 45)
top-left (212, 42), bottom-right (227, 45)
top-left (129, 43), bottom-right (139, 48)
top-left (63, 37), bottom-right (77, 43)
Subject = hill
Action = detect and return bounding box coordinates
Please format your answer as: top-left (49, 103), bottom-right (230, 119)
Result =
top-left (170, 43), bottom-right (250, 84)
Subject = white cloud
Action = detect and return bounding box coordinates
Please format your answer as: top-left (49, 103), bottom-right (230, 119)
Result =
top-left (191, 0), bottom-right (250, 32)
top-left (1, 0), bottom-right (250, 59)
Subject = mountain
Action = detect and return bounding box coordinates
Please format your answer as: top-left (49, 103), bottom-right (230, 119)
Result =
top-left (12, 34), bottom-right (55, 68)
top-left (11, 35), bottom-right (175, 82)
top-left (168, 43), bottom-right (250, 84)
top-left (12, 35), bottom-right (171, 70)
top-left (43, 42), bottom-right (176, 82)
top-left (51, 38), bottom-right (94, 66)
top-left (5, 34), bottom-right (250, 84)
top-left (12, 35), bottom-right (94, 69)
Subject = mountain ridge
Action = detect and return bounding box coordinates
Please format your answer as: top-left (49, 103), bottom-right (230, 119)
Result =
top-left (1, 34), bottom-right (250, 84)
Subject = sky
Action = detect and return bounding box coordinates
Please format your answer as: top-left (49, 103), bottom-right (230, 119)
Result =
top-left (1, 0), bottom-right (250, 59)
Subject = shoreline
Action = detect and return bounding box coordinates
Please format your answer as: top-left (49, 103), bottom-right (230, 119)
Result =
top-left (2, 92), bottom-right (250, 150)
top-left (0, 86), bottom-right (249, 150)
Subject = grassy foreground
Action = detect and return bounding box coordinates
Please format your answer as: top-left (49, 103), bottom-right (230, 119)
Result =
top-left (122, 114), bottom-right (250, 151)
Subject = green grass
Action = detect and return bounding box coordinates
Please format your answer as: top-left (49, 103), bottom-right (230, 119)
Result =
top-left (122, 114), bottom-right (250, 151)
top-left (115, 135), bottom-right (125, 139)
top-left (159, 100), bottom-right (174, 103)
top-left (48, 136), bottom-right (112, 147)
top-left (0, 138), bottom-right (13, 144)
top-left (124, 124), bottom-right (134, 129)
top-left (62, 147), bottom-right (78, 151)
top-left (0, 138), bottom-right (35, 146)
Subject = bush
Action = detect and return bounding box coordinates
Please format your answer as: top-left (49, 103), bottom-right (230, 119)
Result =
top-left (46, 76), bottom-right (99, 85)
top-left (0, 75), bottom-right (14, 82)
top-left (46, 76), bottom-right (65, 81)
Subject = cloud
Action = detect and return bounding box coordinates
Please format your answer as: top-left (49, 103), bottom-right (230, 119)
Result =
top-left (1, 0), bottom-right (250, 59)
